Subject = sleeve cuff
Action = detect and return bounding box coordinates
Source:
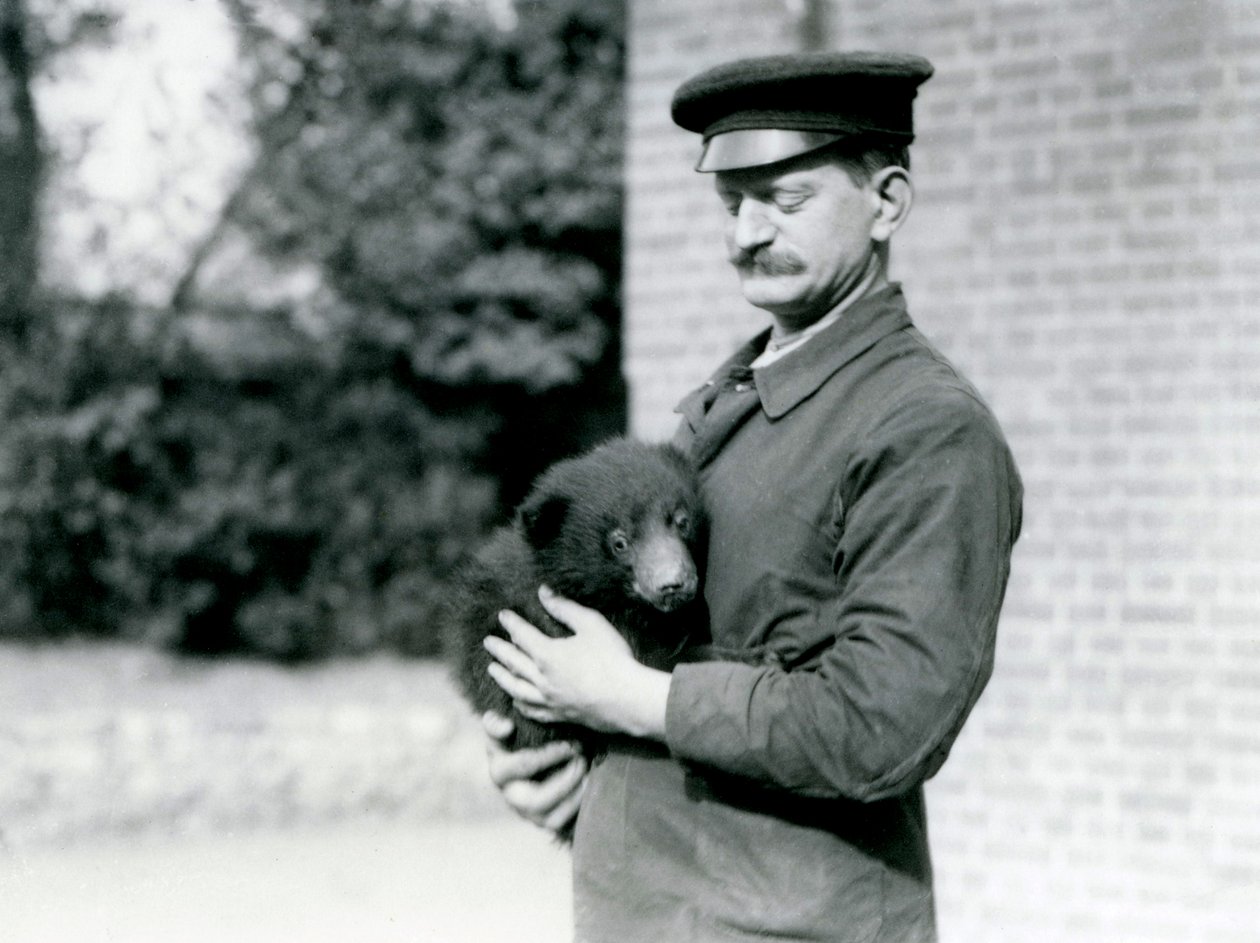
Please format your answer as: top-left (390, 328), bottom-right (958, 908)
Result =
top-left (664, 660), bottom-right (764, 765)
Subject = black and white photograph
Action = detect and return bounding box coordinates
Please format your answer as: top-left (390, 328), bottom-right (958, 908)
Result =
top-left (0, 1), bottom-right (1256, 941)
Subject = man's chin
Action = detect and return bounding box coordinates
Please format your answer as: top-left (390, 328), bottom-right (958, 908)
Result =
top-left (739, 278), bottom-right (804, 313)
top-left (742, 291), bottom-right (811, 320)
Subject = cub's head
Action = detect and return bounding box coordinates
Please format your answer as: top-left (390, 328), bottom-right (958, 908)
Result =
top-left (516, 440), bottom-right (704, 613)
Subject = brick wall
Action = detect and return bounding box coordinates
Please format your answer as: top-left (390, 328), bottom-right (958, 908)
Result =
top-left (623, 1), bottom-right (800, 431)
top-left (625, 2), bottom-right (1260, 941)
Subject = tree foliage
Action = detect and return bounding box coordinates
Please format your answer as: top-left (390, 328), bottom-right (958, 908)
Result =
top-left (0, 0), bottom-right (626, 658)
top-left (208, 0), bottom-right (624, 390)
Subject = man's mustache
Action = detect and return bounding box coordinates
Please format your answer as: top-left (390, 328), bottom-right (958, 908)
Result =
top-left (729, 247), bottom-right (807, 276)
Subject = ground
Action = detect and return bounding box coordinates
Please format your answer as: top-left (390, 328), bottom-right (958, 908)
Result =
top-left (0, 641), bottom-right (572, 942)
top-left (2, 817), bottom-right (571, 943)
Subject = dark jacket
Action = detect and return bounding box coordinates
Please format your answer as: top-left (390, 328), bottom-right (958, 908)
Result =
top-left (572, 284), bottom-right (1023, 942)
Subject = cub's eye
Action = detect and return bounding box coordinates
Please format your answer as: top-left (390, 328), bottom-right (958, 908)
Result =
top-left (673, 509), bottom-right (692, 533)
top-left (609, 532), bottom-right (631, 556)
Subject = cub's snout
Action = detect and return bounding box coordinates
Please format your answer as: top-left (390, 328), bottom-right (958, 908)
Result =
top-left (631, 519), bottom-right (700, 612)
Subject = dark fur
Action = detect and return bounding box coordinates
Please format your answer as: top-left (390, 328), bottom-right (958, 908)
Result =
top-left (445, 439), bottom-right (709, 838)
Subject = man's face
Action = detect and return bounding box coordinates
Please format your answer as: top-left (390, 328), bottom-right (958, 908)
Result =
top-left (715, 152), bottom-right (880, 328)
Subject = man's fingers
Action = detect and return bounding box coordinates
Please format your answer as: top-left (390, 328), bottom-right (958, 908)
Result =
top-left (500, 754), bottom-right (588, 825)
top-left (542, 770), bottom-right (588, 834)
top-left (537, 584), bottom-right (591, 629)
top-left (487, 662), bottom-right (548, 709)
top-left (485, 737), bottom-right (578, 788)
top-left (516, 701), bottom-right (563, 724)
top-left (484, 634), bottom-right (546, 688)
top-left (481, 710), bottom-right (514, 743)
top-left (496, 608), bottom-right (550, 656)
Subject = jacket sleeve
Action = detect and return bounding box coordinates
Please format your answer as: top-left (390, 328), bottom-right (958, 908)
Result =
top-left (664, 388), bottom-right (1023, 802)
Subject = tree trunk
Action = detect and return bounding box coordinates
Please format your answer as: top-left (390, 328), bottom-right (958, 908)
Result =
top-left (0, 0), bottom-right (39, 341)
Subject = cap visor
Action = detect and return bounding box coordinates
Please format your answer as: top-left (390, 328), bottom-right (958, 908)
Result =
top-left (696, 129), bottom-right (845, 172)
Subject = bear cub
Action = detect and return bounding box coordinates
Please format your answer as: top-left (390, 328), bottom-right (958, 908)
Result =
top-left (446, 438), bottom-right (707, 819)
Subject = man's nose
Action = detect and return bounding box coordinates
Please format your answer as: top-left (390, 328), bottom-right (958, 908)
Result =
top-left (730, 199), bottom-right (775, 251)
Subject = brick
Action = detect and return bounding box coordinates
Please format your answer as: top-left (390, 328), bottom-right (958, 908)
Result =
top-left (1221, 32), bottom-right (1260, 55)
top-left (1188, 66), bottom-right (1226, 92)
top-left (992, 2), bottom-right (1047, 25)
top-left (1070, 171), bottom-right (1113, 193)
top-left (1071, 52), bottom-right (1115, 76)
top-left (1125, 103), bottom-right (1202, 126)
top-left (921, 10), bottom-right (977, 32)
top-left (1215, 161), bottom-right (1260, 182)
top-left (992, 57), bottom-right (1061, 81)
top-left (1122, 228), bottom-right (1195, 251)
top-left (1142, 37), bottom-right (1208, 63)
top-left (1130, 164), bottom-right (1203, 188)
top-left (1070, 110), bottom-right (1117, 135)
top-left (1096, 78), bottom-right (1135, 98)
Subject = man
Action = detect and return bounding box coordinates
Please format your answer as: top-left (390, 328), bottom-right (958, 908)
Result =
top-left (482, 51), bottom-right (1023, 942)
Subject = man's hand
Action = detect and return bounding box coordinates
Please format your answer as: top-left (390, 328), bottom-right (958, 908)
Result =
top-left (482, 711), bottom-right (588, 835)
top-left (484, 586), bottom-right (672, 740)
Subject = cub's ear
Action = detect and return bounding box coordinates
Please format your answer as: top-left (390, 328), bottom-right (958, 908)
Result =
top-left (517, 493), bottom-right (570, 549)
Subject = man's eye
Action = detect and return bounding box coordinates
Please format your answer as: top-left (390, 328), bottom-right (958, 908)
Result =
top-left (774, 195), bottom-right (807, 212)
top-left (673, 510), bottom-right (691, 533)
top-left (722, 197), bottom-right (741, 216)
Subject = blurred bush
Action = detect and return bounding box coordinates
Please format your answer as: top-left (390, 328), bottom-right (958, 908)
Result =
top-left (0, 296), bottom-right (500, 659)
top-left (0, 0), bottom-right (626, 658)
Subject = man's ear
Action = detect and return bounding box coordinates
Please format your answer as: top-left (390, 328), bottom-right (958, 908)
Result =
top-left (517, 493), bottom-right (570, 549)
top-left (869, 166), bottom-right (913, 243)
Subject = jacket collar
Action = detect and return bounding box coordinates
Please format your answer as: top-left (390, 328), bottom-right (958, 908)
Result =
top-left (675, 283), bottom-right (913, 426)
top-left (755, 282), bottom-right (912, 418)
